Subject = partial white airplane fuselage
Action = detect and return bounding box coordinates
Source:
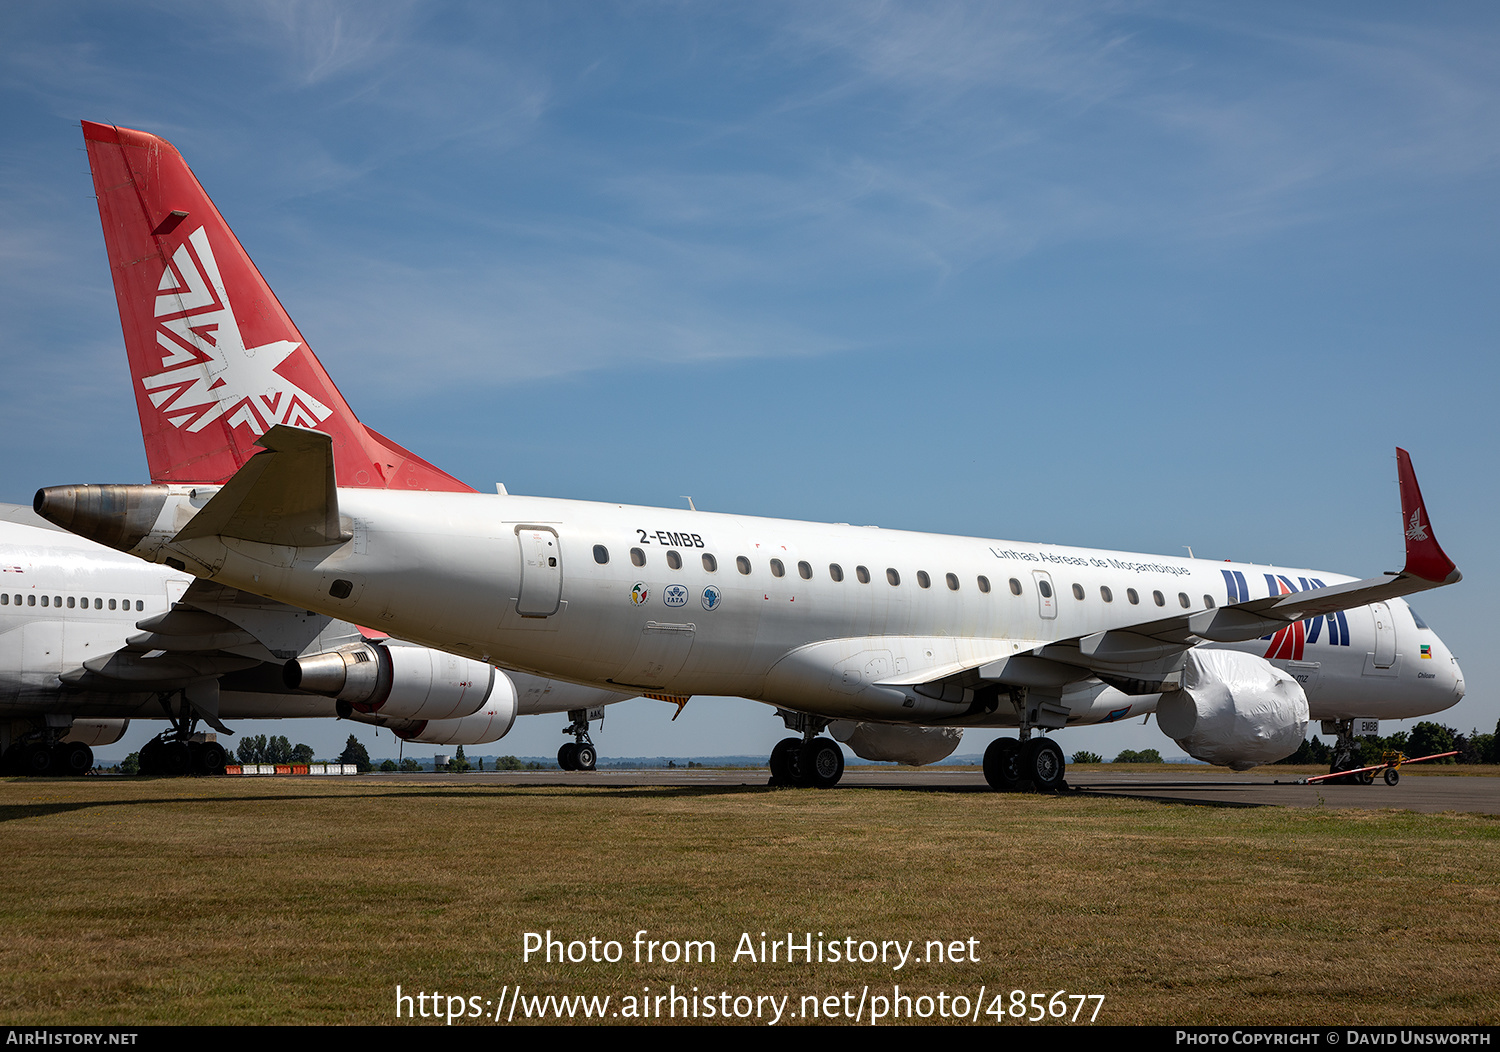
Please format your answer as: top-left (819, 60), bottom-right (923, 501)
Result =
top-left (79, 485), bottom-right (1465, 729)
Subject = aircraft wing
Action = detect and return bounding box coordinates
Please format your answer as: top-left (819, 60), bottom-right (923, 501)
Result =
top-left (880, 447), bottom-right (1460, 697)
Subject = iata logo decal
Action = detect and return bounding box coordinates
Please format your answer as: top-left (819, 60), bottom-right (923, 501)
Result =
top-left (1405, 508), bottom-right (1429, 542)
top-left (663, 584), bottom-right (688, 608)
top-left (144, 227), bottom-right (332, 435)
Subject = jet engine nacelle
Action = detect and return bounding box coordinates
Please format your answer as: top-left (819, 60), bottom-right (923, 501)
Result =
top-left (62, 719), bottom-right (130, 747)
top-left (1156, 649), bottom-right (1309, 771)
top-left (345, 672), bottom-right (519, 745)
top-left (828, 721), bottom-right (963, 766)
top-left (285, 642), bottom-right (496, 721)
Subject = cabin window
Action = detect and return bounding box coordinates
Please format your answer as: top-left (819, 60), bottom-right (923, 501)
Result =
top-left (856, 566), bottom-right (871, 584)
top-left (108, 599), bottom-right (116, 610)
top-left (886, 568), bottom-right (900, 586)
top-left (1126, 588), bottom-right (1139, 605)
top-left (917, 571), bottom-right (931, 589)
top-left (944, 573), bottom-right (958, 591)
top-left (67, 597), bottom-right (75, 608)
top-left (1204, 595), bottom-right (1216, 609)
top-left (94, 598), bottom-right (102, 609)
top-left (136, 601), bottom-right (144, 611)
top-left (593, 545), bottom-right (609, 564)
top-left (737, 556), bottom-right (752, 575)
top-left (798, 561), bottom-right (812, 580)
top-left (1178, 592), bottom-right (1190, 609)
top-left (1100, 586), bottom-right (1113, 602)
top-left (666, 550), bottom-right (682, 570)
top-left (1072, 583), bottom-right (1085, 600)
top-left (1, 594), bottom-right (6, 605)
top-left (27, 595), bottom-right (35, 606)
top-left (829, 563), bottom-right (844, 582)
top-left (1008, 578), bottom-right (1022, 596)
top-left (702, 553), bottom-right (718, 572)
top-left (977, 576), bottom-right (991, 593)
top-left (40, 596), bottom-right (48, 607)
top-left (630, 548), bottom-right (646, 567)
top-left (1152, 590), bottom-right (1165, 607)
top-left (770, 559), bottom-right (785, 578)
top-left (1038, 580), bottom-right (1053, 599)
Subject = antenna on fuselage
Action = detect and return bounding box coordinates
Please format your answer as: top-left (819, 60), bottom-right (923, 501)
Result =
top-left (681, 496), bottom-right (697, 511)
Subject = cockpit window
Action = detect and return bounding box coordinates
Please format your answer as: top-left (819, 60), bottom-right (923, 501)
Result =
top-left (1408, 606), bottom-right (1430, 630)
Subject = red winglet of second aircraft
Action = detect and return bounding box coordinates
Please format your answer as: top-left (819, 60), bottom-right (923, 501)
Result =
top-left (1396, 448), bottom-right (1460, 585)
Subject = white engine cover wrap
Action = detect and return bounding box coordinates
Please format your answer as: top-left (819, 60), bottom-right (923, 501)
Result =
top-left (1157, 649), bottom-right (1309, 771)
top-left (828, 720), bottom-right (964, 766)
top-left (377, 644), bottom-right (496, 721)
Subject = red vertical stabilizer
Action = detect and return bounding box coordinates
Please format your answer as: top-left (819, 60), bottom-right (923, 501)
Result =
top-left (81, 120), bottom-right (472, 493)
top-left (1396, 447), bottom-right (1457, 584)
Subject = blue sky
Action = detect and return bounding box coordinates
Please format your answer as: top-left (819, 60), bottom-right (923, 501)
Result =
top-left (1, 2), bottom-right (1496, 764)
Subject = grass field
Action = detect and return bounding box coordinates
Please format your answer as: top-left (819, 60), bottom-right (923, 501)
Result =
top-left (0, 776), bottom-right (1496, 1026)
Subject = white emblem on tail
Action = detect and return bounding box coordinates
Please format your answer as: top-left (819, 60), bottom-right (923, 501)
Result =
top-left (144, 227), bottom-right (332, 434)
top-left (1406, 508), bottom-right (1428, 542)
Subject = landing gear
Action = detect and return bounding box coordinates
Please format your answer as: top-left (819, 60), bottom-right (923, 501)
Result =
top-left (767, 711), bottom-right (845, 788)
top-left (983, 736), bottom-right (1066, 792)
top-left (1, 736), bottom-right (94, 778)
top-left (768, 737), bottom-right (801, 785)
top-left (557, 709), bottom-right (600, 771)
top-left (1020, 738), bottom-right (1066, 792)
top-left (802, 737), bottom-right (844, 789)
top-left (134, 691), bottom-right (228, 776)
top-left (1326, 718), bottom-right (1365, 785)
top-left (982, 685), bottom-right (1069, 793)
top-left (982, 738), bottom-right (1028, 792)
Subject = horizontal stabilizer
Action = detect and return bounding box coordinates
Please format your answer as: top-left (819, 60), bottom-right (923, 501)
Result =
top-left (174, 425), bottom-right (350, 547)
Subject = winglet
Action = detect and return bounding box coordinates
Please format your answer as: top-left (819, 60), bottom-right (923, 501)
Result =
top-left (1397, 448), bottom-right (1459, 584)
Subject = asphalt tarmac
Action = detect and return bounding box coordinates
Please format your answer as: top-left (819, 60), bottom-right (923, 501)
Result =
top-left (362, 766), bottom-right (1500, 813)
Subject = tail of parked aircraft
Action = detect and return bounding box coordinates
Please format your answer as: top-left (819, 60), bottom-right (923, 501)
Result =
top-left (81, 121), bottom-right (472, 493)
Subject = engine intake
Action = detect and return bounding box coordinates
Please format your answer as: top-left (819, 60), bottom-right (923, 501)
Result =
top-left (285, 642), bottom-right (496, 722)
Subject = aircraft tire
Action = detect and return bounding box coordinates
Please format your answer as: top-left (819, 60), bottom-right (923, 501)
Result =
top-left (575, 743), bottom-right (597, 771)
top-left (1383, 767), bottom-right (1399, 786)
top-left (162, 741), bottom-right (191, 777)
top-left (557, 743), bottom-right (578, 771)
top-left (24, 741), bottom-right (54, 776)
top-left (1021, 738), bottom-right (1066, 792)
top-left (802, 738), bottom-right (844, 789)
top-left (139, 740), bottom-right (163, 776)
top-left (768, 737), bottom-right (800, 785)
top-left (200, 742), bottom-right (227, 776)
top-left (982, 738), bottom-right (1027, 792)
top-left (58, 742), bottom-right (93, 776)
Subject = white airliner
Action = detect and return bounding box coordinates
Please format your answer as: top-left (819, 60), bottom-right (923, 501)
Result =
top-left (0, 501), bottom-right (629, 776)
top-left (35, 121), bottom-right (1467, 790)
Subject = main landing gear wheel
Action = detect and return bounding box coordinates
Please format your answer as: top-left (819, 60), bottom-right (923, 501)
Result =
top-left (574, 743), bottom-right (597, 772)
top-left (58, 742), bottom-right (94, 776)
top-left (801, 738), bottom-right (845, 789)
top-left (1383, 767), bottom-right (1400, 786)
top-left (558, 743), bottom-right (579, 770)
top-left (982, 738), bottom-right (1030, 792)
top-left (768, 737), bottom-right (801, 786)
top-left (1021, 737), bottom-right (1066, 792)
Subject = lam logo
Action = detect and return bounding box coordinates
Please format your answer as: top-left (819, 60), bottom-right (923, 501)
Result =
top-left (145, 227), bottom-right (332, 435)
top-left (1405, 508), bottom-right (1429, 542)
